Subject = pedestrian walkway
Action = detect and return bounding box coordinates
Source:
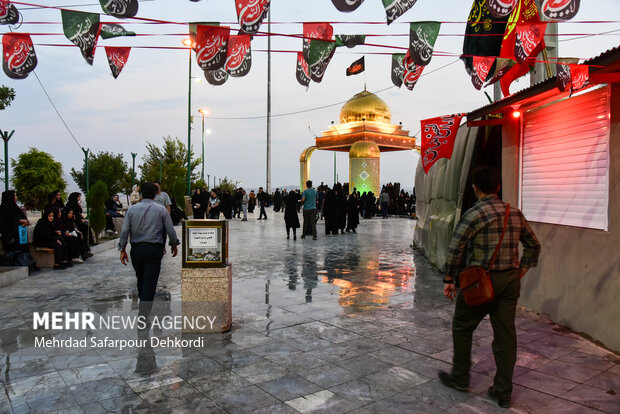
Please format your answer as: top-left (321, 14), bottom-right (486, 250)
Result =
top-left (0, 213), bottom-right (617, 413)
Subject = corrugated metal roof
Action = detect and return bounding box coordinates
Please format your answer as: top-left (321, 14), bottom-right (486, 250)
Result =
top-left (467, 46), bottom-right (620, 120)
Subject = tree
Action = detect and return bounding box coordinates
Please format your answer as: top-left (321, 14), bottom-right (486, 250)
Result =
top-left (139, 136), bottom-right (201, 195)
top-left (217, 177), bottom-right (237, 193)
top-left (70, 151), bottom-right (131, 196)
top-left (86, 180), bottom-right (108, 243)
top-left (11, 148), bottom-right (67, 209)
top-left (0, 86), bottom-right (15, 110)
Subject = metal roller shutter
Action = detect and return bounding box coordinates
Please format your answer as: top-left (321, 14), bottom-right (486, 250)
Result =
top-left (521, 86), bottom-right (610, 230)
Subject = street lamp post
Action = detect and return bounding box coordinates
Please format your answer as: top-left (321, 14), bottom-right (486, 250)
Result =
top-left (81, 147), bottom-right (90, 218)
top-left (198, 109), bottom-right (208, 183)
top-left (130, 152), bottom-right (137, 189)
top-left (183, 38), bottom-right (194, 197)
top-left (1, 130), bottom-right (15, 192)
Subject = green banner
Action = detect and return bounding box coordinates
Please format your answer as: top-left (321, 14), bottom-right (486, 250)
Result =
top-left (100, 23), bottom-right (136, 40)
top-left (409, 21), bottom-right (441, 66)
top-left (335, 34), bottom-right (366, 48)
top-left (62, 10), bottom-right (100, 65)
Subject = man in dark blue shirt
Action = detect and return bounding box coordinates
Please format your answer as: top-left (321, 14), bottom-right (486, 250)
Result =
top-left (300, 180), bottom-right (318, 240)
top-left (119, 182), bottom-right (180, 316)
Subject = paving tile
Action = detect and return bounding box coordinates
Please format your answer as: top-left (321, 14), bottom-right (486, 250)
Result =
top-left (256, 374), bottom-right (322, 401)
top-left (531, 398), bottom-right (606, 414)
top-left (5, 371), bottom-right (79, 413)
top-left (409, 379), bottom-right (479, 410)
top-left (537, 359), bottom-right (601, 383)
top-left (233, 359), bottom-right (289, 384)
top-left (368, 345), bottom-right (422, 365)
top-left (365, 365), bottom-right (431, 392)
top-left (513, 370), bottom-right (578, 397)
top-left (561, 383), bottom-right (620, 413)
top-left (138, 380), bottom-right (205, 411)
top-left (285, 389), bottom-right (365, 414)
top-left (188, 370), bottom-right (251, 397)
top-left (299, 364), bottom-right (360, 389)
top-left (68, 376), bottom-right (135, 405)
top-left (210, 385), bottom-right (280, 414)
top-left (79, 393), bottom-right (150, 414)
top-left (329, 376), bottom-right (397, 403)
top-left (585, 368), bottom-right (620, 392)
top-left (334, 355), bottom-right (394, 377)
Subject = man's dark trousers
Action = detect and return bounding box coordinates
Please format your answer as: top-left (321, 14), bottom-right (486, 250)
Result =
top-left (130, 243), bottom-right (164, 316)
top-left (451, 268), bottom-right (520, 401)
top-left (259, 202), bottom-right (267, 219)
top-left (302, 209), bottom-right (317, 237)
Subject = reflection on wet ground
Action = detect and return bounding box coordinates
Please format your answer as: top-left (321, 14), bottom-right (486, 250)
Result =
top-left (0, 213), bottom-right (618, 413)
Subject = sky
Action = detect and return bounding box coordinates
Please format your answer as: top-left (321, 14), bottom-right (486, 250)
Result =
top-left (2, 0), bottom-right (619, 194)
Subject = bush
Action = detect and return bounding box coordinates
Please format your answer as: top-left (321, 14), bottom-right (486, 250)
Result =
top-left (87, 180), bottom-right (108, 239)
top-left (11, 148), bottom-right (67, 209)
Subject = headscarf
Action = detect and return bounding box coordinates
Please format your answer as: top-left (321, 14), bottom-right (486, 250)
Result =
top-left (62, 208), bottom-right (77, 231)
top-left (0, 190), bottom-right (26, 223)
top-left (65, 192), bottom-right (83, 218)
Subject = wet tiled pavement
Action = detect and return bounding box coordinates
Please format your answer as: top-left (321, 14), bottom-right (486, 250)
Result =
top-left (0, 212), bottom-right (618, 413)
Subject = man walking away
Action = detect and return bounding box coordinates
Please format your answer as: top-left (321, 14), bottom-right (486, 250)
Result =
top-left (379, 189), bottom-right (390, 218)
top-left (300, 180), bottom-right (318, 240)
top-left (438, 165), bottom-right (540, 409)
top-left (257, 187), bottom-right (268, 220)
top-left (119, 182), bottom-right (180, 317)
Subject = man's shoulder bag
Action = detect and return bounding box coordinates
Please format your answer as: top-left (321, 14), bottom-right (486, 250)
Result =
top-left (458, 205), bottom-right (510, 306)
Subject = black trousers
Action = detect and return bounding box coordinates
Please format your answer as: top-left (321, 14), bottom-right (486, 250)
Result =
top-left (130, 243), bottom-right (164, 316)
top-left (451, 268), bottom-right (520, 401)
top-left (259, 202), bottom-right (268, 219)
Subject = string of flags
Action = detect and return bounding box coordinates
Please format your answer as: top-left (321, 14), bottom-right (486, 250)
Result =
top-left (1, 0), bottom-right (594, 97)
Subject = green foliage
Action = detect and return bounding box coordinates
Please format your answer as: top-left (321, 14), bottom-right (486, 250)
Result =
top-left (86, 180), bottom-right (108, 237)
top-left (70, 151), bottom-right (131, 196)
top-left (11, 148), bottom-right (67, 209)
top-left (171, 177), bottom-right (186, 208)
top-left (139, 136), bottom-right (201, 196)
top-left (217, 177), bottom-right (237, 193)
top-left (0, 86), bottom-right (15, 110)
top-left (193, 179), bottom-right (207, 191)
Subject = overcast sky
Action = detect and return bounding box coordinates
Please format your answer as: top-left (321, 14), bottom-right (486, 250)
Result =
top-left (2, 0), bottom-right (619, 193)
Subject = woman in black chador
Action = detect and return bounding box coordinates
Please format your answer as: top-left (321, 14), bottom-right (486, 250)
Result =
top-left (336, 188), bottom-right (348, 235)
top-left (34, 207), bottom-right (69, 270)
top-left (53, 207), bottom-right (80, 262)
top-left (284, 190), bottom-right (300, 240)
top-left (65, 192), bottom-right (93, 258)
top-left (191, 188), bottom-right (205, 219)
top-left (346, 192), bottom-right (360, 233)
top-left (323, 189), bottom-right (339, 235)
top-left (0, 190), bottom-right (30, 252)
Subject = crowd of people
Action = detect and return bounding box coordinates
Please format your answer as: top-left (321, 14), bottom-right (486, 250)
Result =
top-left (0, 180), bottom-right (416, 270)
top-left (0, 189), bottom-right (95, 270)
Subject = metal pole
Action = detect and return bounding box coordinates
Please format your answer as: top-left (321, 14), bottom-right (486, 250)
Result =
top-left (82, 147), bottom-right (90, 219)
top-left (1, 130), bottom-right (14, 191)
top-left (266, 7), bottom-right (272, 193)
top-left (159, 158), bottom-right (163, 183)
top-left (186, 45), bottom-right (192, 196)
top-left (201, 111), bottom-right (205, 182)
top-left (206, 174), bottom-right (210, 190)
top-left (333, 152), bottom-right (336, 185)
top-left (130, 152), bottom-right (137, 189)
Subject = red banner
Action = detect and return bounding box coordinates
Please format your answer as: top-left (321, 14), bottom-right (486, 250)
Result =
top-left (195, 25), bottom-right (230, 71)
top-left (514, 21), bottom-right (547, 63)
top-left (499, 0), bottom-right (544, 97)
top-left (236, 0), bottom-right (270, 34)
top-left (2, 32), bottom-right (37, 79)
top-left (420, 114), bottom-right (464, 174)
top-left (570, 64), bottom-right (589, 94)
top-left (471, 55), bottom-right (495, 90)
top-left (105, 46), bottom-right (131, 79)
top-left (225, 34), bottom-right (251, 77)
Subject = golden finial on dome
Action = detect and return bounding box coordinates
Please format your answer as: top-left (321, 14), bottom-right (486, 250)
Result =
top-left (339, 90), bottom-right (392, 124)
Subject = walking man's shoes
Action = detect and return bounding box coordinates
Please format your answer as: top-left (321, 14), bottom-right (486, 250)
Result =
top-left (488, 387), bottom-right (512, 408)
top-left (438, 371), bottom-right (469, 392)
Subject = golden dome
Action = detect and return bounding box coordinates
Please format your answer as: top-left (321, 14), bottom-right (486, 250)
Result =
top-left (349, 140), bottom-right (380, 159)
top-left (339, 90), bottom-right (392, 124)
